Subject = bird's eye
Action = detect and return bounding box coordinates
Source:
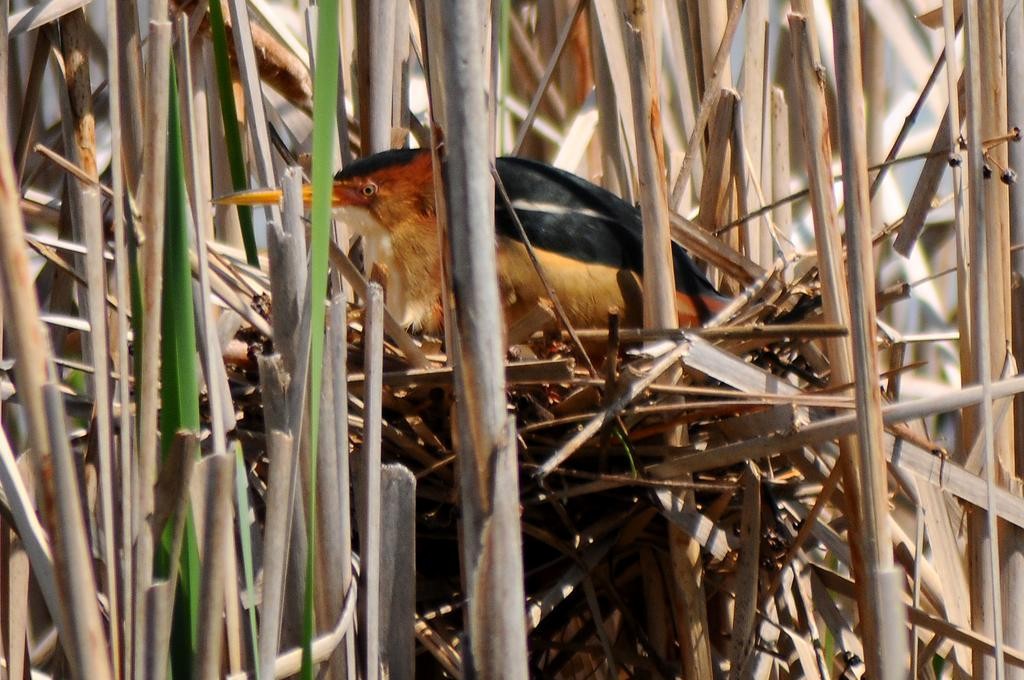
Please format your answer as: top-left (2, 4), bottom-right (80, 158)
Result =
top-left (362, 182), bottom-right (378, 197)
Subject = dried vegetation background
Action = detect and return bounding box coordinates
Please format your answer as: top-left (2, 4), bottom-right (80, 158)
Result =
top-left (1, 0), bottom-right (1023, 678)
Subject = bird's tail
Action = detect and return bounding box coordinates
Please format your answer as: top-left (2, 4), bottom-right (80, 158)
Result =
top-left (676, 289), bottom-right (731, 327)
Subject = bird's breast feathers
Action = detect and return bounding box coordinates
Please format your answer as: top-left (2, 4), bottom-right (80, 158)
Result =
top-left (333, 204), bottom-right (444, 331)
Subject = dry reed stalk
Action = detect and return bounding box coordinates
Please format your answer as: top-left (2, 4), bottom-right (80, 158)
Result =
top-left (1007, 3), bottom-right (1024, 673)
top-left (697, 88), bottom-right (736, 232)
top-left (228, 579), bottom-right (359, 679)
top-left (256, 383), bottom-right (294, 677)
top-left (507, 9), bottom-right (569, 124)
top-left (104, 0), bottom-right (136, 667)
top-left (0, 0), bottom-right (10, 170)
top-left (0, 430), bottom-right (59, 637)
top-left (435, 3), bottom-right (528, 676)
top-left (832, 4), bottom-right (906, 677)
top-left (696, 0), bottom-right (737, 264)
top-left (145, 430), bottom-right (198, 680)
top-left (227, 0), bottom-right (279, 205)
top-left (314, 298), bottom-right (350, 676)
top-left (587, 0), bottom-right (636, 199)
top-left (356, 0), bottom-right (397, 154)
top-left (222, 500), bottom-right (246, 674)
top-left (729, 96), bottom-right (755, 264)
top-left (624, 1), bottom-right (674, 329)
top-left (58, 9), bottom-right (122, 675)
top-left (355, 284), bottom-right (385, 680)
top-left (647, 375), bottom-right (1024, 508)
top-left (193, 453), bottom-right (234, 677)
top-left (986, 47), bottom-right (1020, 656)
top-left (380, 464), bottom-right (416, 677)
top-left (661, 1), bottom-right (701, 203)
top-left (669, 212), bottom-right (763, 285)
top-left (739, 0), bottom-right (767, 225)
top-left (133, 24), bottom-right (171, 677)
top-left (271, 167), bottom-right (308, 381)
top-left (12, 36), bottom-right (48, 179)
top-left (861, 13), bottom-right (884, 200)
top-left (0, 530), bottom-right (30, 680)
top-left (626, 2), bottom-right (713, 677)
top-left (178, 16), bottom-right (233, 447)
top-left (727, 464), bottom-right (761, 676)
top-left (115, 0), bottom-right (144, 187)
top-left (787, 16), bottom-right (896, 673)
top-left (206, 61), bottom-right (245, 251)
top-left (323, 6), bottom-right (353, 167)
top-left (770, 87), bottom-right (790, 251)
top-left (932, 31), bottom-right (973, 665)
top-left (1010, 0), bottom-right (1024, 466)
top-left (0, 53), bottom-right (51, 506)
top-left (869, 32), bottom-right (949, 190)
top-left (536, 340), bottom-right (692, 476)
top-left (329, 296), bottom-right (358, 678)
top-left (272, 169), bottom-right (311, 651)
top-left (963, 1), bottom-right (1011, 675)
top-left (892, 74), bottom-right (965, 256)
top-left (697, 0), bottom-right (731, 89)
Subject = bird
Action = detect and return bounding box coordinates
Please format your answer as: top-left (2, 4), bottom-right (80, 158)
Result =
top-left (219, 148), bottom-right (728, 334)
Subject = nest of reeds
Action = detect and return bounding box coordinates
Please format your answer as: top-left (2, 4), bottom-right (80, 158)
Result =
top-left (205, 227), bottom-right (918, 678)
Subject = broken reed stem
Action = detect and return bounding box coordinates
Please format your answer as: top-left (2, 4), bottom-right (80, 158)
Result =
top-left (193, 453), bottom-right (234, 678)
top-left (380, 464), bottom-right (416, 677)
top-left (669, 0), bottom-right (742, 209)
top-left (256, 358), bottom-right (293, 676)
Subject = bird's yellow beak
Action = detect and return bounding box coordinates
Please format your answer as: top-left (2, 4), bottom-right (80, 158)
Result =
top-left (214, 185), bottom-right (316, 206)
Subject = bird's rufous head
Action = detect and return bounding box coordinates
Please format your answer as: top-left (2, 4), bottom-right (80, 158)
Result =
top-left (214, 148), bottom-right (437, 239)
top-left (329, 148), bottom-right (436, 234)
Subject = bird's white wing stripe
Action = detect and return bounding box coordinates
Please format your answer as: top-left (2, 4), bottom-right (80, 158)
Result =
top-left (505, 199), bottom-right (615, 222)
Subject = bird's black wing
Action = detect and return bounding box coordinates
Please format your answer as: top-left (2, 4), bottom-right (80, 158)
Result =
top-left (494, 156), bottom-right (723, 304)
